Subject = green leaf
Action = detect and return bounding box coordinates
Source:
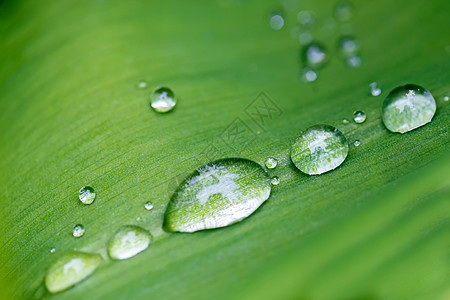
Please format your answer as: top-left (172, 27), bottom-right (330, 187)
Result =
top-left (0, 0), bottom-right (448, 299)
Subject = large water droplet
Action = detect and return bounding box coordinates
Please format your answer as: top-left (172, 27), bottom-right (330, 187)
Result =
top-left (150, 87), bottom-right (177, 113)
top-left (290, 124), bottom-right (348, 175)
top-left (45, 252), bottom-right (102, 293)
top-left (301, 42), bottom-right (328, 69)
top-left (353, 110), bottom-right (367, 123)
top-left (164, 158), bottom-right (271, 232)
top-left (72, 224), bottom-right (85, 238)
top-left (144, 201), bottom-right (154, 211)
top-left (107, 225), bottom-right (153, 260)
top-left (265, 157), bottom-right (278, 169)
top-left (269, 11), bottom-right (285, 30)
top-left (79, 186), bottom-right (95, 205)
top-left (382, 84), bottom-right (436, 133)
top-left (369, 82), bottom-right (382, 96)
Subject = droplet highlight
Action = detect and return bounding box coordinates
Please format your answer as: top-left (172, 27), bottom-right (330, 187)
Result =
top-left (265, 157), bottom-right (278, 169)
top-left (144, 201), bottom-right (154, 211)
top-left (290, 124), bottom-right (348, 175)
top-left (382, 84), bottom-right (436, 133)
top-left (107, 225), bottom-right (153, 260)
top-left (150, 87), bottom-right (177, 113)
top-left (45, 252), bottom-right (102, 293)
top-left (79, 186), bottom-right (95, 205)
top-left (164, 158), bottom-right (271, 232)
top-left (72, 224), bottom-right (85, 238)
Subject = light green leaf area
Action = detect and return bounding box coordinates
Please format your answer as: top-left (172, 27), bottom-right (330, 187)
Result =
top-left (0, 0), bottom-right (449, 299)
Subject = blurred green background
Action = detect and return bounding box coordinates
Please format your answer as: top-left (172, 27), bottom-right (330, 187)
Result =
top-left (0, 0), bottom-right (449, 299)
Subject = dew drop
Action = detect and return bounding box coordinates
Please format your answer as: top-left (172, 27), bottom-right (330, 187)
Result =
top-left (443, 95), bottom-right (449, 102)
top-left (301, 42), bottom-right (328, 69)
top-left (341, 119), bottom-right (350, 125)
top-left (338, 36), bottom-right (359, 57)
top-left (265, 157), bottom-right (278, 169)
top-left (290, 124), bottom-right (348, 175)
top-left (144, 201), bottom-right (154, 211)
top-left (354, 140), bottom-right (360, 147)
top-left (334, 2), bottom-right (354, 22)
top-left (270, 176), bottom-right (280, 185)
top-left (382, 84), bottom-right (436, 133)
top-left (297, 10), bottom-right (314, 27)
top-left (72, 224), bottom-right (85, 238)
top-left (150, 87), bottom-right (177, 113)
top-left (298, 31), bottom-right (313, 45)
top-left (301, 68), bottom-right (318, 82)
top-left (79, 186), bottom-right (95, 205)
top-left (45, 252), bottom-right (102, 293)
top-left (370, 82), bottom-right (382, 96)
top-left (269, 11), bottom-right (285, 30)
top-left (353, 110), bottom-right (367, 123)
top-left (164, 158), bottom-right (271, 232)
top-left (50, 248), bottom-right (56, 253)
top-left (347, 55), bottom-right (361, 67)
top-left (137, 80), bottom-right (148, 89)
top-left (107, 225), bottom-right (153, 260)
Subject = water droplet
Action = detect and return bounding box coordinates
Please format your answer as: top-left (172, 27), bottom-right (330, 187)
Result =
top-left (301, 68), bottom-right (318, 82)
top-left (338, 36), bottom-right (359, 57)
top-left (347, 55), bottom-right (361, 67)
top-left (45, 252), bottom-right (102, 293)
top-left (290, 124), bottom-right (348, 175)
top-left (269, 11), bottom-right (285, 30)
top-left (270, 176), bottom-right (280, 185)
top-left (370, 82), bottom-right (382, 96)
top-left (353, 110), bottom-right (367, 123)
top-left (354, 140), bottom-right (360, 147)
top-left (79, 186), bottom-right (95, 205)
top-left (164, 158), bottom-right (271, 232)
top-left (301, 42), bottom-right (328, 69)
top-left (150, 87), bottom-right (177, 113)
top-left (144, 201), bottom-right (154, 211)
top-left (443, 95), bottom-right (449, 102)
top-left (382, 84), bottom-right (436, 133)
top-left (50, 248), bottom-right (56, 253)
top-left (341, 119), bottom-right (350, 124)
top-left (72, 224), bottom-right (85, 238)
top-left (298, 31), bottom-right (313, 45)
top-left (334, 2), bottom-right (354, 22)
top-left (136, 216), bottom-right (142, 222)
top-left (107, 225), bottom-right (153, 260)
top-left (265, 157), bottom-right (278, 169)
top-left (297, 10), bottom-right (314, 27)
top-left (137, 80), bottom-right (148, 89)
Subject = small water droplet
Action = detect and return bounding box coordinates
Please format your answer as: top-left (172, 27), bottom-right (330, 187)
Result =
top-left (347, 55), bottom-right (361, 67)
top-left (341, 119), bottom-right (350, 124)
top-left (265, 157), bottom-right (278, 169)
top-left (50, 248), bottom-right (56, 253)
top-left (45, 252), bottom-right (102, 293)
top-left (138, 80), bottom-right (148, 89)
top-left (72, 224), bottom-right (85, 238)
top-left (298, 31), bottom-right (313, 45)
top-left (164, 158), bottom-right (271, 232)
top-left (354, 140), bottom-right (360, 147)
top-left (297, 10), bottom-right (314, 27)
top-left (382, 84), bottom-right (436, 133)
top-left (334, 2), bottom-right (354, 22)
top-left (370, 82), bottom-right (382, 96)
top-left (443, 95), bottom-right (449, 102)
top-left (301, 68), bottom-right (318, 82)
top-left (79, 186), bottom-right (95, 205)
top-left (150, 87), bottom-right (177, 113)
top-left (338, 36), bottom-right (359, 57)
top-left (270, 176), bottom-right (280, 185)
top-left (269, 11), bottom-right (285, 30)
top-left (136, 216), bottom-right (142, 222)
top-left (301, 42), bottom-right (328, 69)
top-left (353, 110), bottom-right (367, 123)
top-left (107, 225), bottom-right (153, 260)
top-left (290, 124), bottom-right (348, 175)
top-left (144, 201), bottom-right (154, 211)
